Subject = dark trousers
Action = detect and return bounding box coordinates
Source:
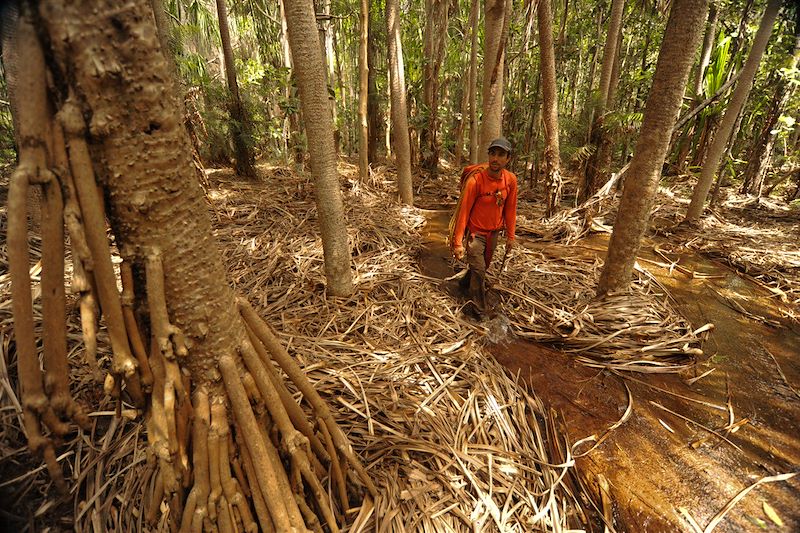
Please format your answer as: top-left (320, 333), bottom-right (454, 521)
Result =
top-left (459, 232), bottom-right (498, 314)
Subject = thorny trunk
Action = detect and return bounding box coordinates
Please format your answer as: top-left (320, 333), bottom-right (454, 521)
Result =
top-left (284, 0), bottom-right (354, 296)
top-left (599, 0), bottom-right (709, 295)
top-left (538, 0), bottom-right (562, 217)
top-left (216, 0), bottom-right (255, 179)
top-left (387, 0), bottom-right (414, 204)
top-left (686, 0), bottom-right (781, 221)
top-left (9, 1), bottom-right (373, 531)
top-left (479, 0), bottom-right (512, 155)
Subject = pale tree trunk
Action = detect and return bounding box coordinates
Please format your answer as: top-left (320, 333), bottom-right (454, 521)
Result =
top-left (284, 0), bottom-right (354, 296)
top-left (216, 0), bottom-right (255, 178)
top-left (479, 0), bottom-right (512, 155)
top-left (468, 0), bottom-right (481, 164)
top-left (538, 0), bottom-right (562, 217)
top-left (367, 10), bottom-right (381, 163)
top-left (598, 0), bottom-right (709, 295)
top-left (11, 1), bottom-right (372, 530)
top-left (597, 0), bottom-right (625, 111)
top-left (386, 0), bottom-right (414, 204)
top-left (686, 0), bottom-right (781, 222)
top-left (358, 0), bottom-right (369, 181)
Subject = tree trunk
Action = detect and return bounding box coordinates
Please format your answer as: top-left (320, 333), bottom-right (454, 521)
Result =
top-left (538, 0), bottom-right (562, 217)
top-left (367, 7), bottom-right (381, 163)
top-left (693, 2), bottom-right (719, 98)
top-left (741, 25), bottom-right (800, 196)
top-left (386, 0), bottom-right (414, 204)
top-left (455, 0), bottom-right (480, 168)
top-left (598, 0), bottom-right (709, 295)
top-left (358, 0), bottom-right (369, 181)
top-left (284, 0), bottom-right (354, 296)
top-left (215, 0), bottom-right (255, 178)
top-left (468, 0), bottom-right (481, 164)
top-left (686, 0), bottom-right (781, 222)
top-left (420, 0), bottom-right (451, 174)
top-left (17, 1), bottom-right (372, 530)
top-left (479, 0), bottom-right (512, 155)
top-left (579, 0), bottom-right (624, 203)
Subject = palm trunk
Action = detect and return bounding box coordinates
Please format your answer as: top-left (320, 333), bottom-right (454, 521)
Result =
top-left (599, 0), bottom-right (709, 295)
top-left (686, 0), bottom-right (781, 221)
top-left (215, 0), bottom-right (255, 178)
top-left (284, 0), bottom-right (354, 296)
top-left (386, 0), bottom-right (414, 204)
top-left (479, 0), bottom-right (512, 155)
top-left (693, 2), bottom-right (719, 98)
top-left (468, 0), bottom-right (481, 163)
top-left (538, 0), bottom-right (562, 217)
top-left (358, 0), bottom-right (369, 181)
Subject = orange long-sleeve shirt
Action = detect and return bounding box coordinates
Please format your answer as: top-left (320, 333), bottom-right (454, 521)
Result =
top-left (453, 168), bottom-right (518, 248)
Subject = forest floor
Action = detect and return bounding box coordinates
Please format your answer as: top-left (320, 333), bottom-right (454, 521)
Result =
top-left (1, 160), bottom-right (798, 532)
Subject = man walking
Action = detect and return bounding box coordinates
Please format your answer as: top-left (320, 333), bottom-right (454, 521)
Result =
top-left (451, 137), bottom-right (518, 318)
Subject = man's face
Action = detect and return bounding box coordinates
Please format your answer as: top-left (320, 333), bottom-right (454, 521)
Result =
top-left (488, 147), bottom-right (511, 172)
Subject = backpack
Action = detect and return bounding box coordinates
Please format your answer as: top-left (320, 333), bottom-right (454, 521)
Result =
top-left (447, 163), bottom-right (488, 249)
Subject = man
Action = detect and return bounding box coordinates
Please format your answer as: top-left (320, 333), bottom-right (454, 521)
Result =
top-left (452, 137), bottom-right (518, 318)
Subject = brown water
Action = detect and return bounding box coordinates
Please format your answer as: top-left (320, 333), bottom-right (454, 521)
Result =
top-left (420, 209), bottom-right (800, 532)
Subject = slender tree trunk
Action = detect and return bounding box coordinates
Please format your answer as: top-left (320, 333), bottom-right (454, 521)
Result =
top-left (386, 0), bottom-right (414, 204)
top-left (686, 0), bottom-right (781, 221)
top-left (367, 7), bottom-right (381, 163)
top-left (580, 0), bottom-right (624, 203)
top-left (420, 0), bottom-right (451, 174)
top-left (598, 0), bottom-right (709, 295)
top-left (468, 0), bottom-right (481, 163)
top-left (215, 0), bottom-right (255, 178)
top-left (538, 0), bottom-right (562, 217)
top-left (479, 0), bottom-right (512, 155)
top-left (455, 0), bottom-right (480, 167)
top-left (284, 0), bottom-right (354, 296)
top-left (358, 0), bottom-right (369, 181)
top-left (693, 2), bottom-right (719, 98)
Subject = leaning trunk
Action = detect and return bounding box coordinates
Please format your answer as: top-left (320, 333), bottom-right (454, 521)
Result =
top-left (599, 0), bottom-right (709, 295)
top-left (686, 0), bottom-right (781, 221)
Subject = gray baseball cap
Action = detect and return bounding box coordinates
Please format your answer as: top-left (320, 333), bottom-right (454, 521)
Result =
top-left (487, 137), bottom-right (512, 154)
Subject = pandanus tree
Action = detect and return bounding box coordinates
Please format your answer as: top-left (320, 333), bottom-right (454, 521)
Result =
top-left (6, 1), bottom-right (373, 530)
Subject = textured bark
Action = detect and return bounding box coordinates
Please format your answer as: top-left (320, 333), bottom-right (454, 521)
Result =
top-left (367, 11), bottom-right (381, 163)
top-left (358, 0), bottom-right (369, 180)
top-left (596, 0), bottom-right (625, 111)
top-left (454, 0), bottom-right (480, 167)
top-left (284, 0), bottom-right (354, 295)
top-left (386, 0), bottom-right (414, 204)
top-left (598, 0), bottom-right (709, 295)
top-left (479, 0), bottom-right (512, 155)
top-left (215, 0), bottom-right (255, 178)
top-left (686, 0), bottom-right (781, 221)
top-left (538, 0), bottom-right (562, 217)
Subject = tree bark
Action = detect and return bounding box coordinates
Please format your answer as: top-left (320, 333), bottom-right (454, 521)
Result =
top-left (358, 0), bottom-right (369, 181)
top-left (215, 0), bottom-right (255, 178)
top-left (479, 0), bottom-right (512, 155)
top-left (468, 0), bottom-right (481, 164)
top-left (686, 0), bottom-right (781, 221)
top-left (284, 0), bottom-right (354, 296)
top-left (598, 0), bottom-right (709, 295)
top-left (597, 0), bottom-right (625, 111)
top-left (538, 0), bottom-right (562, 217)
top-left (420, 0), bottom-right (451, 174)
top-left (693, 2), bottom-right (719, 98)
top-left (386, 0), bottom-right (414, 204)
top-left (367, 7), bottom-right (381, 163)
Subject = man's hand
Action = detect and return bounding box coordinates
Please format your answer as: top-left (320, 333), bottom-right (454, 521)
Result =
top-left (506, 239), bottom-right (515, 252)
top-left (453, 244), bottom-right (465, 260)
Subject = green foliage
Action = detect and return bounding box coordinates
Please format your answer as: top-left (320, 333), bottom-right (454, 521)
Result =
top-left (0, 72), bottom-right (15, 165)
